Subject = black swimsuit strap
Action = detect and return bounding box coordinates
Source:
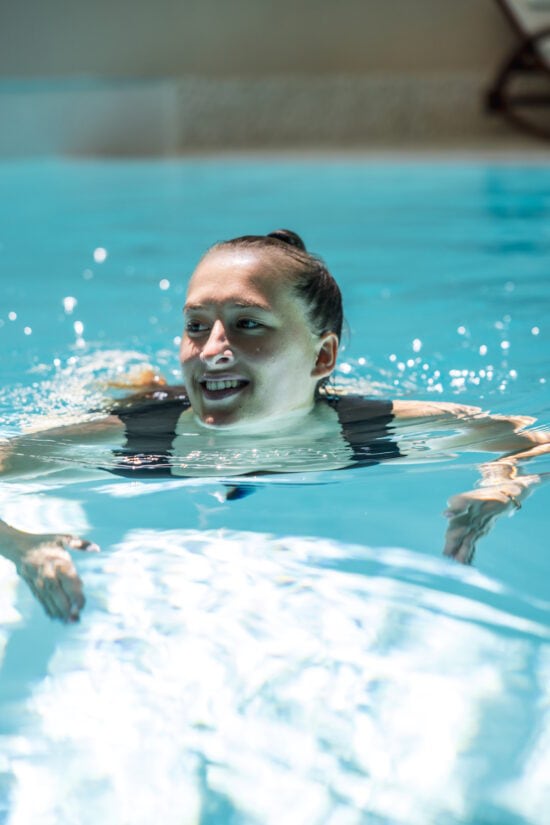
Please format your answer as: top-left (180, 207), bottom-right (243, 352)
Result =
top-left (109, 391), bottom-right (401, 477)
top-left (323, 395), bottom-right (402, 465)
top-left (110, 388), bottom-right (191, 477)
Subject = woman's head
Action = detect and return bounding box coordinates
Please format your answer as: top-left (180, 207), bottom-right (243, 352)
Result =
top-left (214, 230), bottom-right (343, 343)
top-left (180, 230), bottom-right (342, 428)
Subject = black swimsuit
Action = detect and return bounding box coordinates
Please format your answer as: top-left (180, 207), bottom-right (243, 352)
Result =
top-left (109, 387), bottom-right (402, 478)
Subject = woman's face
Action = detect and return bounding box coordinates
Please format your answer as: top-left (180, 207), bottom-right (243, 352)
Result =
top-left (180, 247), bottom-right (337, 428)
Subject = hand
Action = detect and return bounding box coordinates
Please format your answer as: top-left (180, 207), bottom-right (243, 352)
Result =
top-left (105, 364), bottom-right (166, 389)
top-left (443, 476), bottom-right (538, 564)
top-left (13, 533), bottom-right (99, 623)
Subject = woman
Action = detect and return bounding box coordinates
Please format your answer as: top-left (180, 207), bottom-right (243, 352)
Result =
top-left (1, 230), bottom-right (548, 621)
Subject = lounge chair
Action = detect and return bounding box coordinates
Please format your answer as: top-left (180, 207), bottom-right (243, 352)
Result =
top-left (486, 0), bottom-right (550, 139)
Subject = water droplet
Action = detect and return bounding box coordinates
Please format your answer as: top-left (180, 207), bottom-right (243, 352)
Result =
top-left (63, 296), bottom-right (77, 314)
top-left (479, 344), bottom-right (488, 356)
top-left (23, 326), bottom-right (32, 335)
top-left (73, 321), bottom-right (84, 336)
top-left (412, 338), bottom-right (422, 352)
top-left (531, 326), bottom-right (540, 336)
top-left (159, 278), bottom-right (170, 291)
top-left (93, 247), bottom-right (108, 263)
top-left (8, 311), bottom-right (17, 321)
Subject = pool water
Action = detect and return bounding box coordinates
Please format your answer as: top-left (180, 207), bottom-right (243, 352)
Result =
top-left (0, 159), bottom-right (549, 825)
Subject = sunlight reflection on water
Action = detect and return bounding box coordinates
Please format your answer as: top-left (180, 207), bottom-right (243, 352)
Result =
top-left (2, 530), bottom-right (548, 825)
top-left (1, 160), bottom-right (550, 824)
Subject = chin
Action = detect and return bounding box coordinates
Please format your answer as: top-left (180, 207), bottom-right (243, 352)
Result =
top-left (197, 408), bottom-right (250, 430)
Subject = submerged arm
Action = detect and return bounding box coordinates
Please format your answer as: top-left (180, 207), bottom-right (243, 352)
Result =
top-left (0, 518), bottom-right (99, 622)
top-left (0, 417), bottom-right (122, 619)
top-left (393, 400), bottom-right (549, 563)
top-left (443, 437), bottom-right (549, 564)
top-left (0, 415), bottom-right (124, 479)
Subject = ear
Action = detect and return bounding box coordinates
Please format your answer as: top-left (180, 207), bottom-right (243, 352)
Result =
top-left (312, 332), bottom-right (338, 378)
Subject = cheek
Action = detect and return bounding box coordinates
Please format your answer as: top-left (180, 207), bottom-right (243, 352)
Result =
top-left (179, 338), bottom-right (196, 365)
top-left (266, 341), bottom-right (315, 381)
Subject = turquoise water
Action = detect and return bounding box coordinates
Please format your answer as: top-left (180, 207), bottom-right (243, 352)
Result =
top-left (0, 159), bottom-right (549, 824)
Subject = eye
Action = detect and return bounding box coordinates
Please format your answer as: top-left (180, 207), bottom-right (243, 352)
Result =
top-left (185, 319), bottom-right (210, 335)
top-left (237, 318), bottom-right (264, 331)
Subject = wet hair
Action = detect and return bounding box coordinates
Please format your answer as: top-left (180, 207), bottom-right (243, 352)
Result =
top-left (211, 229), bottom-right (343, 342)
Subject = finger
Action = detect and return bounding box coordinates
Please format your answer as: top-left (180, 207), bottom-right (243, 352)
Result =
top-left (43, 573), bottom-right (73, 621)
top-left (444, 526), bottom-right (476, 564)
top-left (43, 554), bottom-right (85, 622)
top-left (456, 530), bottom-right (477, 564)
top-left (58, 570), bottom-right (85, 621)
top-left (59, 535), bottom-right (100, 553)
top-left (26, 557), bottom-right (79, 622)
top-left (27, 575), bottom-right (60, 620)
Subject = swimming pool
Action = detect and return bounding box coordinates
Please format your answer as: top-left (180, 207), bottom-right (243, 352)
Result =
top-left (1, 158), bottom-right (549, 824)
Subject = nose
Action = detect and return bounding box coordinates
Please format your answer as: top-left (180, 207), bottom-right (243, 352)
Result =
top-left (200, 320), bottom-right (235, 366)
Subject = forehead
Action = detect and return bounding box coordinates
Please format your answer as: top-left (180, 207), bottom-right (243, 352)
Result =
top-left (185, 247), bottom-right (296, 309)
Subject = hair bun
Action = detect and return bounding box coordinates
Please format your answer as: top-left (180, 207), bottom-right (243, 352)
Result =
top-left (267, 229), bottom-right (306, 251)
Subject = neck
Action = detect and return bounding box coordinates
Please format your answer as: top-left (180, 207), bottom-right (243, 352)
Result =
top-left (192, 403), bottom-right (320, 436)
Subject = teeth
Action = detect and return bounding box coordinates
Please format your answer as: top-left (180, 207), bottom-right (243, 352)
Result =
top-left (204, 379), bottom-right (242, 392)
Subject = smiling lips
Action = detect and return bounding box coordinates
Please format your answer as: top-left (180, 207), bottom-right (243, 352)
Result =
top-left (199, 375), bottom-right (249, 401)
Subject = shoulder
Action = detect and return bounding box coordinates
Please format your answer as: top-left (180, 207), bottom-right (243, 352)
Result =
top-left (22, 414), bottom-right (125, 441)
top-left (109, 384), bottom-right (189, 409)
top-left (109, 385), bottom-right (191, 437)
top-left (391, 399), bottom-right (536, 431)
top-left (320, 391), bottom-right (481, 423)
top-left (320, 389), bottom-right (394, 422)
top-left (391, 399), bottom-right (484, 421)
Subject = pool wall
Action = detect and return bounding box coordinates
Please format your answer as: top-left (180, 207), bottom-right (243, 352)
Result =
top-left (0, 0), bottom-right (532, 155)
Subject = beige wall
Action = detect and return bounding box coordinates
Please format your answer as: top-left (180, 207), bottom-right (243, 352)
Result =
top-left (0, 0), bottom-right (526, 153)
top-left (1, 0), bottom-right (514, 79)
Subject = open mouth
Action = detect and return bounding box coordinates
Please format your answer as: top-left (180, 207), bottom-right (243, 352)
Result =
top-left (199, 377), bottom-right (249, 401)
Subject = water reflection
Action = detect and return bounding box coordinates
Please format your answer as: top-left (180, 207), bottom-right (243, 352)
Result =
top-left (2, 530), bottom-right (548, 824)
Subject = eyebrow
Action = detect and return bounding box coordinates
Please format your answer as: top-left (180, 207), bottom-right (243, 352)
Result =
top-left (183, 300), bottom-right (272, 312)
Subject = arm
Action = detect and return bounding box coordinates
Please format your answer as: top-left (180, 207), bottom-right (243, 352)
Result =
top-left (0, 415), bottom-right (124, 479)
top-left (0, 518), bottom-right (98, 622)
top-left (0, 417), bottom-right (122, 619)
top-left (443, 439), bottom-right (548, 564)
top-left (392, 400), bottom-right (549, 563)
